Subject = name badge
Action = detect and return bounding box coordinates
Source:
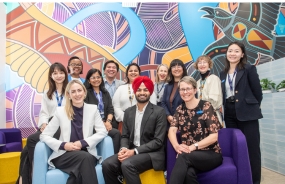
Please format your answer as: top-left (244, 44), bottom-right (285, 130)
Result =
top-left (196, 110), bottom-right (203, 114)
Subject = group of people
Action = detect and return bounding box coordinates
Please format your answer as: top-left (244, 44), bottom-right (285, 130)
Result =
top-left (17, 41), bottom-right (263, 184)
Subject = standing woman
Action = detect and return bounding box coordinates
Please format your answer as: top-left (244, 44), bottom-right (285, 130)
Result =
top-left (161, 59), bottom-right (187, 125)
top-left (67, 56), bottom-right (85, 83)
top-left (17, 62), bottom-right (68, 184)
top-left (40, 80), bottom-right (107, 184)
top-left (194, 55), bottom-right (223, 126)
top-left (154, 64), bottom-right (169, 107)
top-left (113, 63), bottom-right (157, 124)
top-left (220, 41), bottom-right (263, 184)
top-left (84, 68), bottom-right (121, 153)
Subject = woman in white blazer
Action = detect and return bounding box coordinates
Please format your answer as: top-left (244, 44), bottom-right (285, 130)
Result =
top-left (17, 62), bottom-right (68, 184)
top-left (40, 80), bottom-right (107, 184)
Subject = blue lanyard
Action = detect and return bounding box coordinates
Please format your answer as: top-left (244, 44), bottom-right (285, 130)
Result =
top-left (228, 70), bottom-right (237, 92)
top-left (156, 82), bottom-right (166, 99)
top-left (94, 91), bottom-right (104, 118)
top-left (55, 90), bottom-right (63, 106)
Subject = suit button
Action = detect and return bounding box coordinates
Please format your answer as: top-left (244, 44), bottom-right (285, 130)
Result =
top-left (235, 91), bottom-right (238, 94)
top-left (236, 99), bottom-right (238, 102)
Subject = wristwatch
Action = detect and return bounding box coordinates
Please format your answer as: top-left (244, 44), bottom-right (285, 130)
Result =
top-left (107, 119), bottom-right (112, 123)
top-left (194, 143), bottom-right (198, 150)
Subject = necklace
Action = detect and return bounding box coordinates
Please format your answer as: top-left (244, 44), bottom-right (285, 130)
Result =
top-left (128, 84), bottom-right (134, 106)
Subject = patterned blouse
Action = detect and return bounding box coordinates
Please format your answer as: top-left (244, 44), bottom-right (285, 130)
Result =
top-left (171, 100), bottom-right (222, 153)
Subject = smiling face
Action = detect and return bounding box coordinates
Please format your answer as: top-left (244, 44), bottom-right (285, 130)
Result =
top-left (171, 64), bottom-right (183, 79)
top-left (88, 72), bottom-right (102, 89)
top-left (179, 81), bottom-right (197, 103)
top-left (104, 62), bottom-right (118, 79)
top-left (226, 44), bottom-right (244, 65)
top-left (135, 83), bottom-right (151, 103)
top-left (197, 59), bottom-right (210, 74)
top-left (127, 65), bottom-right (140, 83)
top-left (67, 82), bottom-right (86, 107)
top-left (157, 65), bottom-right (168, 82)
top-left (69, 58), bottom-right (82, 76)
top-left (51, 68), bottom-right (66, 85)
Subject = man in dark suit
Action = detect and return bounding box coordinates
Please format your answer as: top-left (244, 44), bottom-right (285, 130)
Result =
top-left (102, 76), bottom-right (167, 184)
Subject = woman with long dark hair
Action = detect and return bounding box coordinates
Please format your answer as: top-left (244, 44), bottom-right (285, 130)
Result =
top-left (220, 41), bottom-right (263, 184)
top-left (18, 62), bottom-right (68, 184)
top-left (84, 68), bottom-right (121, 153)
top-left (161, 59), bottom-right (187, 125)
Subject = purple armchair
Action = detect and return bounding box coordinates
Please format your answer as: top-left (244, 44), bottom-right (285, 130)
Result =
top-left (0, 128), bottom-right (22, 153)
top-left (167, 128), bottom-right (252, 184)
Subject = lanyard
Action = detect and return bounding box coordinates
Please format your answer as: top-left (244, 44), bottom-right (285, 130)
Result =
top-left (55, 90), bottom-right (63, 106)
top-left (94, 91), bottom-right (104, 118)
top-left (156, 82), bottom-right (166, 99)
top-left (228, 70), bottom-right (237, 92)
top-left (199, 73), bottom-right (210, 99)
top-left (128, 84), bottom-right (134, 106)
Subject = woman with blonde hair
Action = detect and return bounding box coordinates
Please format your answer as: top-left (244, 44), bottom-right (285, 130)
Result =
top-left (40, 80), bottom-right (107, 184)
top-left (194, 55), bottom-right (223, 126)
top-left (154, 64), bottom-right (169, 107)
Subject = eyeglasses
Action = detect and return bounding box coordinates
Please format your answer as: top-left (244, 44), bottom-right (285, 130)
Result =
top-left (197, 61), bottom-right (208, 65)
top-left (69, 63), bottom-right (82, 67)
top-left (171, 65), bottom-right (183, 69)
top-left (90, 76), bottom-right (101, 80)
top-left (179, 87), bottom-right (194, 93)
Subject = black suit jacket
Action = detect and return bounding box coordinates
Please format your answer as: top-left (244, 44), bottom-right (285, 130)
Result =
top-left (220, 64), bottom-right (263, 121)
top-left (121, 102), bottom-right (167, 171)
top-left (84, 88), bottom-right (118, 128)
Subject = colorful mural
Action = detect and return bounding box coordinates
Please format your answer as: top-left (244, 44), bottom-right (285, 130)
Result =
top-left (5, 2), bottom-right (285, 137)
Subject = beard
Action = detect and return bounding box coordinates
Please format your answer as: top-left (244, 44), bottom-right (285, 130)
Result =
top-left (135, 94), bottom-right (150, 103)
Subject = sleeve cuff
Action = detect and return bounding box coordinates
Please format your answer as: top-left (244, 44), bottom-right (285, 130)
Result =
top-left (134, 148), bottom-right (139, 155)
top-left (80, 140), bottom-right (89, 148)
top-left (59, 142), bottom-right (67, 150)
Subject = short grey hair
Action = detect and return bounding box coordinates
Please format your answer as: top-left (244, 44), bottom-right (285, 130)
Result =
top-left (178, 76), bottom-right (197, 89)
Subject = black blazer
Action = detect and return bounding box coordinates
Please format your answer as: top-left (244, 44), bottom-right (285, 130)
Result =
top-left (161, 83), bottom-right (183, 116)
top-left (84, 88), bottom-right (118, 128)
top-left (220, 64), bottom-right (263, 121)
top-left (121, 103), bottom-right (167, 171)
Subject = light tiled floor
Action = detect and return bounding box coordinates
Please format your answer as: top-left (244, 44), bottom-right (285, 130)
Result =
top-left (261, 167), bottom-right (285, 184)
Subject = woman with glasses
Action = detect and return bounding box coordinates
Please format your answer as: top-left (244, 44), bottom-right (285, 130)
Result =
top-left (168, 76), bottom-right (223, 184)
top-left (194, 55), bottom-right (223, 126)
top-left (84, 68), bottom-right (121, 153)
top-left (161, 59), bottom-right (187, 125)
top-left (67, 56), bottom-right (85, 83)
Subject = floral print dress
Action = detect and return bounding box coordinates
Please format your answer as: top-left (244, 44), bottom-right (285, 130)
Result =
top-left (171, 100), bottom-right (222, 153)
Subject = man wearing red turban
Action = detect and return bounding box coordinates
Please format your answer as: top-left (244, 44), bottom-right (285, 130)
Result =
top-left (103, 76), bottom-right (167, 184)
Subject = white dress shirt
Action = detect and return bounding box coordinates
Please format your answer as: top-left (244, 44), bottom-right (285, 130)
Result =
top-left (133, 103), bottom-right (148, 147)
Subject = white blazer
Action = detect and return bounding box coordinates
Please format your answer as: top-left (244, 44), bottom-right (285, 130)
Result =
top-left (38, 91), bottom-right (66, 128)
top-left (40, 103), bottom-right (108, 169)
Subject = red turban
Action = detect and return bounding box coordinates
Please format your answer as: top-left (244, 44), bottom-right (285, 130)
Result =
top-left (132, 76), bottom-right (154, 95)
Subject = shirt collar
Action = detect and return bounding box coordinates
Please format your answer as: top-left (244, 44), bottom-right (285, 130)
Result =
top-left (104, 78), bottom-right (116, 85)
top-left (136, 102), bottom-right (149, 113)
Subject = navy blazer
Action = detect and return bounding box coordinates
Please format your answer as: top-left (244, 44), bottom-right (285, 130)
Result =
top-left (220, 64), bottom-right (263, 121)
top-left (161, 83), bottom-right (183, 117)
top-left (84, 88), bottom-right (118, 128)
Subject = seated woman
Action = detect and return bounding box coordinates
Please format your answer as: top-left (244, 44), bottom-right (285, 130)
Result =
top-left (168, 76), bottom-right (223, 184)
top-left (17, 62), bottom-right (68, 184)
top-left (84, 68), bottom-right (121, 153)
top-left (40, 80), bottom-right (107, 184)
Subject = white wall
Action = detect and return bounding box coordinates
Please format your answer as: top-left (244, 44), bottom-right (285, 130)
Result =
top-left (0, 3), bottom-right (6, 128)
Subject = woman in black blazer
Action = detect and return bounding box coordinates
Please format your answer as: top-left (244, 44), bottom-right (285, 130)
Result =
top-left (161, 59), bottom-right (188, 125)
top-left (220, 41), bottom-right (263, 184)
top-left (84, 68), bottom-right (120, 153)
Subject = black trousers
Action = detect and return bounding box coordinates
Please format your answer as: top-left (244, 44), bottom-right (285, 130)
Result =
top-left (225, 101), bottom-right (261, 184)
top-left (108, 129), bottom-right (121, 154)
top-left (102, 153), bottom-right (153, 184)
top-left (169, 151), bottom-right (223, 184)
top-left (52, 150), bottom-right (98, 184)
top-left (17, 128), bottom-right (61, 184)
